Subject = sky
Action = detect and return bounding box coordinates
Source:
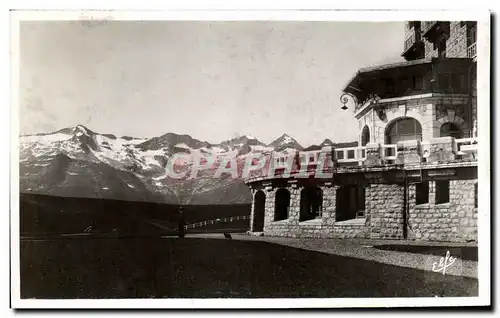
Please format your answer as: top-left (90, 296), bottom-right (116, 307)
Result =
top-left (19, 20), bottom-right (405, 146)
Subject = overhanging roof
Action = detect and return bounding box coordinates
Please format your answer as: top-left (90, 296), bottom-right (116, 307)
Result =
top-left (342, 58), bottom-right (434, 96)
top-left (342, 57), bottom-right (474, 98)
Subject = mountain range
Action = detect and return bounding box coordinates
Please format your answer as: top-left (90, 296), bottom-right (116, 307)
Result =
top-left (19, 125), bottom-right (357, 204)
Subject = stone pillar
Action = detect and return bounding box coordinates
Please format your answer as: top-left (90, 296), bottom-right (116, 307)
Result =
top-left (429, 181), bottom-right (436, 205)
top-left (263, 187), bottom-right (276, 233)
top-left (428, 137), bottom-right (456, 162)
top-left (364, 143), bottom-right (381, 166)
top-left (368, 183), bottom-right (405, 239)
top-left (396, 140), bottom-right (422, 164)
top-left (321, 184), bottom-right (338, 226)
top-left (249, 189), bottom-right (256, 232)
top-left (287, 181), bottom-right (302, 226)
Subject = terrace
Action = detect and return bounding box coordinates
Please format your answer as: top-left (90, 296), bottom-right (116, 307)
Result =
top-left (244, 136), bottom-right (478, 183)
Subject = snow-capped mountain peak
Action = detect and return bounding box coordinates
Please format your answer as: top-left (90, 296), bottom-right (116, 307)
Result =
top-left (268, 133), bottom-right (303, 151)
top-left (73, 124), bottom-right (94, 137)
top-left (19, 126), bottom-right (354, 204)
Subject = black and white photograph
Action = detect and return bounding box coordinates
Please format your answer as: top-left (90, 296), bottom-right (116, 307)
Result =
top-left (9, 9), bottom-right (491, 309)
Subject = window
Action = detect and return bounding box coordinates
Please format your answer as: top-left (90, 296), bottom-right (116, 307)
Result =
top-left (356, 186), bottom-right (366, 218)
top-left (440, 122), bottom-right (463, 139)
top-left (416, 182), bottom-right (429, 205)
top-left (413, 76), bottom-right (423, 90)
top-left (274, 188), bottom-right (290, 221)
top-left (385, 118), bottom-right (423, 144)
top-left (336, 186), bottom-right (366, 222)
top-left (435, 180), bottom-right (450, 204)
top-left (361, 125), bottom-right (370, 146)
top-left (385, 79), bottom-right (396, 94)
top-left (451, 74), bottom-right (465, 91)
top-left (438, 74), bottom-right (451, 89)
top-left (468, 25), bottom-right (477, 46)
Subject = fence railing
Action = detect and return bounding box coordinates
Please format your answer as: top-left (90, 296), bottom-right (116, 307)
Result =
top-left (182, 215), bottom-right (251, 230)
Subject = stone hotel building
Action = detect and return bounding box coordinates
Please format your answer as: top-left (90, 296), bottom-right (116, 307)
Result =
top-left (245, 21), bottom-right (479, 242)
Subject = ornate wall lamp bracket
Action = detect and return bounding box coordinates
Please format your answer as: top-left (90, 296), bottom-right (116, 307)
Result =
top-left (340, 92), bottom-right (359, 111)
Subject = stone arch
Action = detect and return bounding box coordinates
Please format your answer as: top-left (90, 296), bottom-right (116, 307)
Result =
top-left (361, 125), bottom-right (370, 146)
top-left (436, 114), bottom-right (468, 138)
top-left (274, 188), bottom-right (290, 221)
top-left (299, 186), bottom-right (323, 221)
top-left (252, 190), bottom-right (266, 232)
top-left (384, 117), bottom-right (423, 144)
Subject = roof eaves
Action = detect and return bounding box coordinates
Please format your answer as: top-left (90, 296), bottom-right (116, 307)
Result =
top-left (341, 58), bottom-right (434, 93)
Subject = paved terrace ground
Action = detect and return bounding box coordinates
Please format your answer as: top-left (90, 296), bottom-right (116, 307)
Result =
top-left (21, 234), bottom-right (478, 299)
top-left (191, 233), bottom-right (478, 279)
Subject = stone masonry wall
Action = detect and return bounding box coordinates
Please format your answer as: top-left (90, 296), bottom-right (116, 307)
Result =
top-left (407, 179), bottom-right (477, 242)
top-left (453, 179), bottom-right (477, 241)
top-left (424, 22), bottom-right (468, 59)
top-left (446, 22), bottom-right (468, 58)
top-left (368, 183), bottom-right (405, 239)
top-left (260, 184), bottom-right (370, 239)
top-left (249, 171), bottom-right (477, 242)
top-left (424, 38), bottom-right (438, 59)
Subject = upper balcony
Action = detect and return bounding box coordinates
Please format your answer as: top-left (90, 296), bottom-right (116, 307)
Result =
top-left (402, 24), bottom-right (425, 60)
top-left (421, 21), bottom-right (450, 42)
top-left (342, 58), bottom-right (475, 114)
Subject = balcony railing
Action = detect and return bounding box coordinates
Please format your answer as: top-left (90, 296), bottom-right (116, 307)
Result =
top-left (335, 146), bottom-right (366, 164)
top-left (381, 144), bottom-right (398, 162)
top-left (246, 138), bottom-right (479, 181)
top-left (467, 43), bottom-right (477, 58)
top-left (455, 138), bottom-right (478, 156)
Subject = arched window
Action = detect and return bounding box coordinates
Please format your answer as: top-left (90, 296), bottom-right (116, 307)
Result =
top-left (361, 125), bottom-right (370, 146)
top-left (274, 188), bottom-right (290, 221)
top-left (440, 122), bottom-right (463, 139)
top-left (385, 117), bottom-right (422, 144)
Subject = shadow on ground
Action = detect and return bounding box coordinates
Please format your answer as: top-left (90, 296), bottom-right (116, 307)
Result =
top-left (373, 245), bottom-right (478, 262)
top-left (20, 237), bottom-right (478, 299)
